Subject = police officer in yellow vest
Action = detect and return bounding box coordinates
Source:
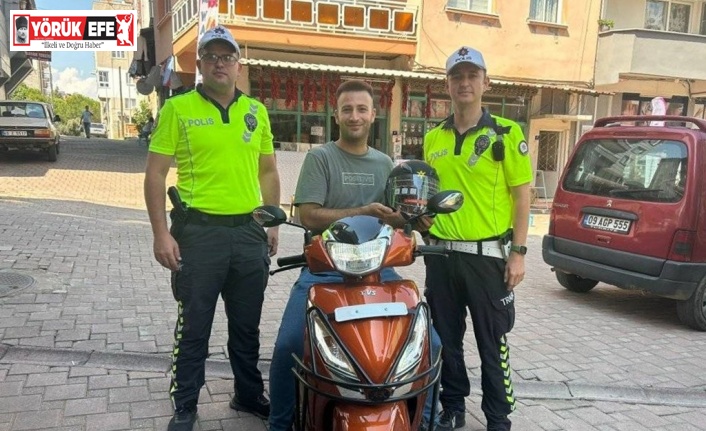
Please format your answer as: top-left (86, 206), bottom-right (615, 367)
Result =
top-left (144, 25), bottom-right (280, 431)
top-left (423, 46), bottom-right (532, 431)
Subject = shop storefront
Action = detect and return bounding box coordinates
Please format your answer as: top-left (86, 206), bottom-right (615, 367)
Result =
top-left (398, 81), bottom-right (533, 160)
top-left (248, 67), bottom-right (391, 152)
top-left (241, 62), bottom-right (540, 160)
top-left (620, 93), bottom-right (688, 118)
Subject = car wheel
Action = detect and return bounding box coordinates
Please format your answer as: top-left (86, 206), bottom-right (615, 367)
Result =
top-left (47, 144), bottom-right (57, 162)
top-left (555, 270), bottom-right (598, 293)
top-left (676, 279), bottom-right (706, 331)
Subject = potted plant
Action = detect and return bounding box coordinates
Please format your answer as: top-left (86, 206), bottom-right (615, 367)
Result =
top-left (598, 18), bottom-right (614, 31)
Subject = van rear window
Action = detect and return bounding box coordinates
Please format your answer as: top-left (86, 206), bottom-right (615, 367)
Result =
top-left (562, 139), bottom-right (687, 203)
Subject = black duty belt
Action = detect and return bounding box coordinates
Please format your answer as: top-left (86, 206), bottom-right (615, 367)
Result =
top-left (181, 208), bottom-right (252, 227)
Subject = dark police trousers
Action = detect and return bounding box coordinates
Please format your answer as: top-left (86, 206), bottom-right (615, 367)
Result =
top-left (425, 252), bottom-right (516, 426)
top-left (169, 216), bottom-right (270, 410)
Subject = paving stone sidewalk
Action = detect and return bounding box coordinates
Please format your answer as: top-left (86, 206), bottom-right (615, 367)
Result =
top-left (1, 140), bottom-right (705, 430)
top-left (1, 346), bottom-right (705, 431)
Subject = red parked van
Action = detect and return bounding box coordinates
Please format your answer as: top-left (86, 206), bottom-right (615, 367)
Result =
top-left (542, 115), bottom-right (706, 330)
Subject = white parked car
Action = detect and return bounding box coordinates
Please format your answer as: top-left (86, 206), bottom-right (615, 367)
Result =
top-left (89, 123), bottom-right (108, 138)
top-left (0, 100), bottom-right (61, 162)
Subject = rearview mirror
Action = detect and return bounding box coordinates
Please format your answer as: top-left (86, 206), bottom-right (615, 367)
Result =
top-left (53, 115), bottom-right (61, 122)
top-left (252, 205), bottom-right (288, 227)
top-left (427, 190), bottom-right (464, 214)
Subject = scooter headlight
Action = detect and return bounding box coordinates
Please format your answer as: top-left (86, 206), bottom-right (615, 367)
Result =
top-left (325, 238), bottom-right (388, 276)
top-left (391, 307), bottom-right (428, 381)
top-left (311, 314), bottom-right (359, 382)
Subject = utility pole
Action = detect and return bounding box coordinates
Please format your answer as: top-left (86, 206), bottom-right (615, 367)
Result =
top-left (118, 65), bottom-right (124, 139)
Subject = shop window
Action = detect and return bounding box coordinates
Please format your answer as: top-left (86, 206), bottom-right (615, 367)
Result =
top-left (369, 9), bottom-right (390, 31)
top-left (235, 0), bottom-right (257, 17)
top-left (291, 0), bottom-right (313, 23)
top-left (264, 0), bottom-right (285, 20)
top-left (270, 113), bottom-right (298, 144)
top-left (252, 75), bottom-right (388, 150)
top-left (343, 5), bottom-right (365, 28)
top-left (400, 95), bottom-right (446, 160)
top-left (694, 101), bottom-right (706, 119)
top-left (404, 98), bottom-right (424, 118)
top-left (503, 100), bottom-right (528, 122)
top-left (219, 0), bottom-right (228, 14)
top-left (484, 95), bottom-right (528, 123)
top-left (621, 94), bottom-right (688, 126)
top-left (400, 120), bottom-right (425, 160)
top-left (318, 3), bottom-right (339, 25)
top-left (302, 115), bottom-right (326, 144)
top-left (393, 10), bottom-right (415, 32)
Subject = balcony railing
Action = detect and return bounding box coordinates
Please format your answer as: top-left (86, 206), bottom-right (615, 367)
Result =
top-left (173, 0), bottom-right (418, 42)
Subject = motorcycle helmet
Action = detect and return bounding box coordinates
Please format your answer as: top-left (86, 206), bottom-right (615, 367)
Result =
top-left (385, 160), bottom-right (440, 218)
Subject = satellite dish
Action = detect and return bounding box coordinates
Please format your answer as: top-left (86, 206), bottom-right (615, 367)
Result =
top-left (136, 78), bottom-right (154, 95)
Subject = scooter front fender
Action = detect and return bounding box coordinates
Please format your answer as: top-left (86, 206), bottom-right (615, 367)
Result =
top-left (331, 402), bottom-right (412, 431)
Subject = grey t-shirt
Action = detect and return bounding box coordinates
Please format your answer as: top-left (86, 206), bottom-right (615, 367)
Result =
top-left (294, 141), bottom-right (394, 212)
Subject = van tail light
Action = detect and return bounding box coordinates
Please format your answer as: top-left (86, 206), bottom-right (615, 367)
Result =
top-left (548, 210), bottom-right (556, 236)
top-left (668, 230), bottom-right (695, 262)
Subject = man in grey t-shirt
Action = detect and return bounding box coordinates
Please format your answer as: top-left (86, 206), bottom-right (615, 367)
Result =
top-left (292, 140), bottom-right (394, 234)
top-left (268, 80), bottom-right (439, 431)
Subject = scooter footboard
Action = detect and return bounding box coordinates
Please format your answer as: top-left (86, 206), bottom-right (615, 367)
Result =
top-left (331, 402), bottom-right (411, 431)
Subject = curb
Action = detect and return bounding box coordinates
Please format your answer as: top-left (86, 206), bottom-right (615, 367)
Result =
top-left (2, 345), bottom-right (705, 408)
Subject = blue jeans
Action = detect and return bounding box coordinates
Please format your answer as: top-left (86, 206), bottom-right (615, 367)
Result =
top-left (269, 267), bottom-right (441, 431)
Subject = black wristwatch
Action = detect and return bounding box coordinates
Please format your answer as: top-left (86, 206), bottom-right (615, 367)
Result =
top-left (510, 245), bottom-right (527, 256)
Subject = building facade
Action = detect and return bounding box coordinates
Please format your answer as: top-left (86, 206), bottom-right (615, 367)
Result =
top-left (22, 60), bottom-right (53, 98)
top-left (595, 0), bottom-right (706, 121)
top-left (1, 0), bottom-right (36, 99)
top-left (153, 0), bottom-right (606, 196)
top-left (415, 0), bottom-right (603, 196)
top-left (94, 0), bottom-right (152, 139)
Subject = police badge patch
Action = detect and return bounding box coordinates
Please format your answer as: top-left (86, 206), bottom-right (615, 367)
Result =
top-left (244, 113), bottom-right (258, 132)
top-left (468, 134), bottom-right (491, 166)
top-left (518, 140), bottom-right (529, 155)
top-left (475, 135), bottom-right (491, 154)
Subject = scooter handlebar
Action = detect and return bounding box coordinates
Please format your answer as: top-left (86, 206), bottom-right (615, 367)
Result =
top-left (277, 254), bottom-right (307, 267)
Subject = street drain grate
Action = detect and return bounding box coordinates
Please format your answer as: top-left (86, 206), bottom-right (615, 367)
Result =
top-left (0, 272), bottom-right (35, 297)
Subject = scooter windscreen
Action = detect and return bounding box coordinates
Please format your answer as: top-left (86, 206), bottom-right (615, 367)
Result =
top-left (322, 215), bottom-right (394, 276)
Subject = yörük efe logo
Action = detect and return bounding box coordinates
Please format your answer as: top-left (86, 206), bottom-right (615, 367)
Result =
top-left (10, 9), bottom-right (137, 52)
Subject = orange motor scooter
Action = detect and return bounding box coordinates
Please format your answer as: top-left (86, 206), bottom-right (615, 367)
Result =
top-left (253, 190), bottom-right (463, 431)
